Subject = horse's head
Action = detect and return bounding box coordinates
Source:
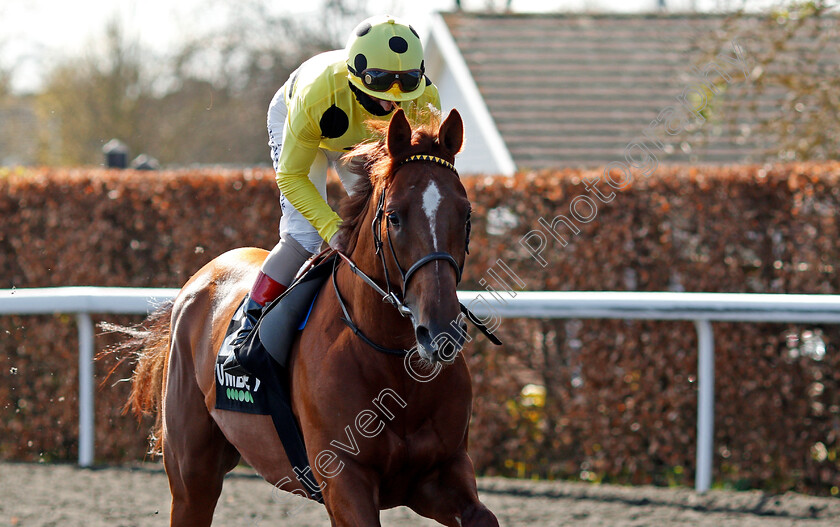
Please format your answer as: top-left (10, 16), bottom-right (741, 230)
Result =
top-left (383, 109), bottom-right (470, 364)
top-left (341, 108), bottom-right (471, 364)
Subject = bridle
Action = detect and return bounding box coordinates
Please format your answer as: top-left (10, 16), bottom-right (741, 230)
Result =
top-left (331, 154), bottom-right (499, 356)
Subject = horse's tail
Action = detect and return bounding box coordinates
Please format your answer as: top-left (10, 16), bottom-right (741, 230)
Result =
top-left (123, 302), bottom-right (174, 456)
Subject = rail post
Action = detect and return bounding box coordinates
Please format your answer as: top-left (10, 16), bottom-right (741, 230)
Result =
top-left (76, 312), bottom-right (95, 467)
top-left (694, 319), bottom-right (714, 493)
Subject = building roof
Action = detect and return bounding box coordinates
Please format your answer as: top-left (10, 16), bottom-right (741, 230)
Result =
top-left (439, 12), bottom-right (779, 169)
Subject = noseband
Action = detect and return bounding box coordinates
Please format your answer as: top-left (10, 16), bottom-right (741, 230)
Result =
top-left (332, 154), bottom-right (500, 355)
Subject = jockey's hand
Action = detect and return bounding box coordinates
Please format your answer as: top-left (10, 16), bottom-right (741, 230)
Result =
top-left (328, 230), bottom-right (348, 253)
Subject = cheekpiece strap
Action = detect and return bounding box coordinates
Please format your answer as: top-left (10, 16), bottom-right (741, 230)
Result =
top-left (399, 154), bottom-right (458, 176)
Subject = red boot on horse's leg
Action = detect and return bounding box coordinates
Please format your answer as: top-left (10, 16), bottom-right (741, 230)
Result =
top-left (221, 271), bottom-right (286, 375)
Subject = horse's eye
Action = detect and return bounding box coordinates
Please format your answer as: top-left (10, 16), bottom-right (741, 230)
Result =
top-left (386, 212), bottom-right (401, 227)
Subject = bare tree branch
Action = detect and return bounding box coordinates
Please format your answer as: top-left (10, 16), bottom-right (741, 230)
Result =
top-left (695, 0), bottom-right (840, 162)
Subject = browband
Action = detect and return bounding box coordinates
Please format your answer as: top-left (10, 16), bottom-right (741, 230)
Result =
top-left (399, 154), bottom-right (458, 176)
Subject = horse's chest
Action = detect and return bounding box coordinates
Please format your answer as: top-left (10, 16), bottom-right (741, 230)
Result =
top-left (398, 375), bottom-right (471, 462)
top-left (401, 418), bottom-right (465, 465)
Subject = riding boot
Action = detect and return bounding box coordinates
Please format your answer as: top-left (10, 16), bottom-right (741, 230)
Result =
top-left (221, 271), bottom-right (287, 375)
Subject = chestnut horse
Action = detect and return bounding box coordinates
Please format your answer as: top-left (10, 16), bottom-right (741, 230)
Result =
top-left (128, 108), bottom-right (499, 526)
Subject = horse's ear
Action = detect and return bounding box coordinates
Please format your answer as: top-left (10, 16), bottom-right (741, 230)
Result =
top-left (438, 109), bottom-right (464, 157)
top-left (387, 108), bottom-right (412, 159)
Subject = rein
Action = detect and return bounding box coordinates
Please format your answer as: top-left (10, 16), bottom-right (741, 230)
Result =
top-left (331, 154), bottom-right (501, 356)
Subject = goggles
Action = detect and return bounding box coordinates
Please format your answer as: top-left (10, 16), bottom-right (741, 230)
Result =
top-left (359, 69), bottom-right (423, 93)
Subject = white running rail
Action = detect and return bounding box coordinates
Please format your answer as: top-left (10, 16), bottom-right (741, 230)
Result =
top-left (3, 287), bottom-right (840, 493)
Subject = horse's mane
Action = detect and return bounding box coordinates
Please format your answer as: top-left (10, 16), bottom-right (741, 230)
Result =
top-left (337, 108), bottom-right (444, 249)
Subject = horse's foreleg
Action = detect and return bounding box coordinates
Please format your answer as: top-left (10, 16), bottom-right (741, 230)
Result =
top-left (164, 339), bottom-right (240, 527)
top-left (408, 452), bottom-right (499, 527)
top-left (320, 462), bottom-right (382, 527)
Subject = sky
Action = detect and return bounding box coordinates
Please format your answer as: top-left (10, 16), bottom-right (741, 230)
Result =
top-left (0, 0), bottom-right (190, 91)
top-left (0, 0), bottom-right (756, 93)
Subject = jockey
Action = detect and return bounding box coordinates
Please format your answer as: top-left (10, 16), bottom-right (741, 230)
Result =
top-left (222, 15), bottom-right (441, 372)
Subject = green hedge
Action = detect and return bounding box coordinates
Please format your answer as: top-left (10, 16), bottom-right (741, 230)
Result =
top-left (1, 163), bottom-right (838, 495)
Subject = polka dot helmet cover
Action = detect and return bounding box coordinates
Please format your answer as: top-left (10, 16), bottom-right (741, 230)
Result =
top-left (346, 15), bottom-right (425, 102)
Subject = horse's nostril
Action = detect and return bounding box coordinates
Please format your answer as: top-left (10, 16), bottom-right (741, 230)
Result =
top-left (415, 323), bottom-right (463, 363)
top-left (415, 325), bottom-right (432, 349)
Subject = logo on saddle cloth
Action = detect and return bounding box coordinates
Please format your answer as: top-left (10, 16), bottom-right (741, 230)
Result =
top-left (216, 365), bottom-right (263, 405)
top-left (214, 364), bottom-right (270, 413)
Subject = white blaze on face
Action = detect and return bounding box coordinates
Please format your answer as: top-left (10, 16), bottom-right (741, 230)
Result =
top-left (422, 180), bottom-right (442, 249)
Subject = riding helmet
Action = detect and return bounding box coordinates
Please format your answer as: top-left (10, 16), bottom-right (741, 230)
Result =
top-left (345, 15), bottom-right (426, 102)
